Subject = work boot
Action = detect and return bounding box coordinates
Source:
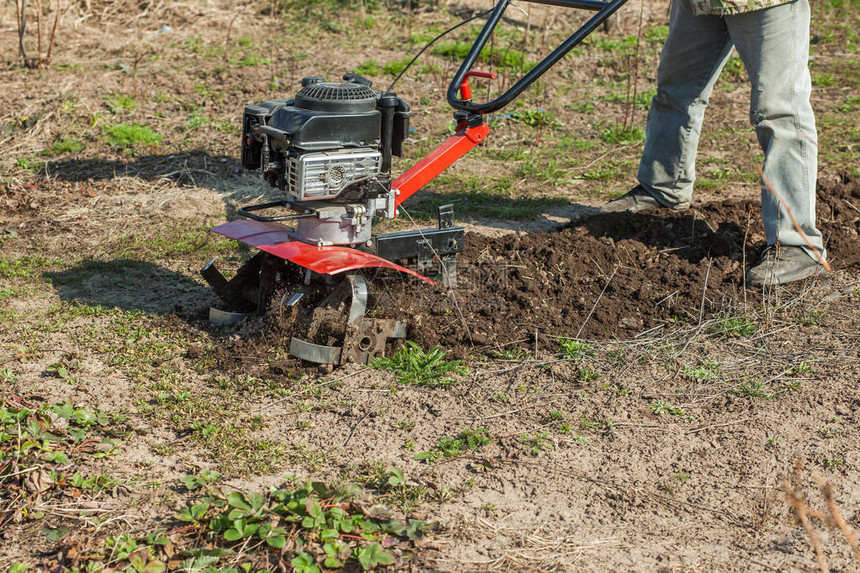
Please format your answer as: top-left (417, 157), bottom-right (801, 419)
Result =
top-left (746, 245), bottom-right (824, 286)
top-left (599, 185), bottom-right (690, 213)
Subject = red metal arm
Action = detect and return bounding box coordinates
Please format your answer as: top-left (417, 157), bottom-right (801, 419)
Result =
top-left (391, 121), bottom-right (490, 211)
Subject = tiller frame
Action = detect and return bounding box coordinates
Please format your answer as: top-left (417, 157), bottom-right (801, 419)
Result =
top-left (204, 0), bottom-right (629, 364)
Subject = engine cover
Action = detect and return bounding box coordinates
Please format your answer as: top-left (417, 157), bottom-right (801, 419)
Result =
top-left (287, 148), bottom-right (382, 201)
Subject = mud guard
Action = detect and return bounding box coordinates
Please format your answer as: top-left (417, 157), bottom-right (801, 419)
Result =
top-left (211, 219), bottom-right (434, 284)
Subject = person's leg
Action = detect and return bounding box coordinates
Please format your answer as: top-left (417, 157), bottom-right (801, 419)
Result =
top-left (636, 0), bottom-right (735, 207)
top-left (727, 0), bottom-right (824, 258)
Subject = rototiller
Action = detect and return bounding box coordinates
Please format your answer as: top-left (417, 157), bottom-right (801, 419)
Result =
top-left (202, 0), bottom-right (628, 364)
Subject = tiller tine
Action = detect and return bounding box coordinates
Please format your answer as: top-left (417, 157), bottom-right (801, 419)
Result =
top-left (203, 221), bottom-right (417, 365)
top-left (287, 274), bottom-right (407, 365)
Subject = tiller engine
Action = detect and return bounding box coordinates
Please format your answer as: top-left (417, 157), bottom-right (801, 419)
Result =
top-left (202, 0), bottom-right (628, 365)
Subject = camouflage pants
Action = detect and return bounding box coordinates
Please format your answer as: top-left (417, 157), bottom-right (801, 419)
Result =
top-left (637, 0), bottom-right (823, 256)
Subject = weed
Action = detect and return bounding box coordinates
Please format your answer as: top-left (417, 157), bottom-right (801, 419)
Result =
top-left (489, 346), bottom-right (530, 361)
top-left (794, 310), bottom-right (825, 326)
top-left (546, 410), bottom-right (565, 423)
top-left (651, 400), bottom-right (692, 421)
top-left (509, 109), bottom-right (558, 128)
top-left (105, 123), bottom-right (163, 147)
top-left (180, 470), bottom-right (222, 491)
top-left (733, 378), bottom-right (775, 399)
top-left (708, 313), bottom-right (757, 337)
top-left (792, 360), bottom-right (813, 374)
top-left (683, 360), bottom-right (721, 381)
top-left (372, 341), bottom-right (467, 386)
top-left (576, 367), bottom-right (600, 382)
top-left (414, 428), bottom-right (492, 463)
top-left (232, 54), bottom-right (272, 67)
top-left (42, 137), bottom-right (85, 156)
top-left (103, 94), bottom-right (137, 114)
top-left (818, 427), bottom-right (842, 439)
top-left (383, 57), bottom-right (412, 76)
top-left (813, 72), bottom-right (837, 88)
top-left (14, 156), bottom-right (46, 173)
top-left (646, 25), bottom-right (669, 43)
top-left (567, 101), bottom-right (595, 114)
top-left (518, 431), bottom-right (553, 455)
top-left (355, 60), bottom-right (381, 76)
top-left (557, 338), bottom-right (593, 360)
top-left (600, 124), bottom-right (645, 145)
top-left (580, 416), bottom-right (613, 432)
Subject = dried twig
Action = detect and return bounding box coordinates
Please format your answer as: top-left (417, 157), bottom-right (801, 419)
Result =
top-left (815, 477), bottom-right (860, 567)
top-left (757, 165), bottom-right (831, 272)
top-left (783, 468), bottom-right (829, 573)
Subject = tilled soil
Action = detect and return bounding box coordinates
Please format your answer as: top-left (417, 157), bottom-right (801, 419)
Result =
top-left (346, 175), bottom-right (858, 357)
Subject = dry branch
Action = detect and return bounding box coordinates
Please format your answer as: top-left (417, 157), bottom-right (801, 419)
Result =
top-left (757, 165), bottom-right (831, 272)
top-left (815, 476), bottom-right (860, 567)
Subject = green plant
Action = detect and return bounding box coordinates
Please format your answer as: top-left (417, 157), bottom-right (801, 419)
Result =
top-left (733, 379), bottom-right (774, 399)
top-left (355, 60), bottom-right (381, 76)
top-left (105, 123), bottom-right (162, 147)
top-left (103, 94), bottom-right (137, 114)
top-left (580, 416), bottom-right (613, 432)
top-left (708, 313), bottom-right (757, 337)
top-left (557, 338), bottom-right (593, 360)
top-left (372, 341), bottom-right (467, 386)
top-left (600, 123), bottom-right (645, 145)
top-left (518, 431), bottom-right (553, 455)
top-left (42, 137), bottom-right (85, 156)
top-left (813, 72), bottom-right (837, 88)
top-left (414, 428), bottom-right (492, 463)
top-left (509, 109), bottom-right (558, 128)
top-left (651, 400), bottom-right (692, 421)
top-left (683, 360), bottom-right (721, 380)
top-left (180, 470), bottom-right (222, 491)
top-left (794, 311), bottom-right (825, 326)
top-left (171, 480), bottom-right (431, 570)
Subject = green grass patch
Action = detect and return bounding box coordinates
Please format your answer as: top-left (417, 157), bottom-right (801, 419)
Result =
top-left (42, 137), bottom-right (85, 156)
top-left (105, 123), bottom-right (163, 147)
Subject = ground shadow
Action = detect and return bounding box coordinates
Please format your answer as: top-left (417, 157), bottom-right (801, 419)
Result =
top-left (46, 152), bottom-right (236, 185)
top-left (44, 259), bottom-right (215, 316)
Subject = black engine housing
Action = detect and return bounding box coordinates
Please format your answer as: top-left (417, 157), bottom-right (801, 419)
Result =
top-left (241, 75), bottom-right (410, 196)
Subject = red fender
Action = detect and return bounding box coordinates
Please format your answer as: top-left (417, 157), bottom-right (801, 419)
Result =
top-left (210, 220), bottom-right (434, 284)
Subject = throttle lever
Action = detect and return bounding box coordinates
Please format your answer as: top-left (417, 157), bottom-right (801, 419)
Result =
top-left (459, 71), bottom-right (498, 102)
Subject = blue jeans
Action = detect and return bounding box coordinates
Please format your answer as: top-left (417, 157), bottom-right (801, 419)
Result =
top-left (637, 0), bottom-right (824, 257)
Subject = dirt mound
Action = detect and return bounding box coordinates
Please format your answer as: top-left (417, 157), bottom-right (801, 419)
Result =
top-left (366, 176), bottom-right (859, 355)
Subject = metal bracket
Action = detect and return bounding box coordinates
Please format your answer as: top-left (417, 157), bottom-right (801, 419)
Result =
top-left (416, 239), bottom-right (433, 274)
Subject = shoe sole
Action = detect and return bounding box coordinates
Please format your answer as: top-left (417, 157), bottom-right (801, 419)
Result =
top-left (746, 264), bottom-right (824, 287)
top-left (599, 201), bottom-right (690, 214)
